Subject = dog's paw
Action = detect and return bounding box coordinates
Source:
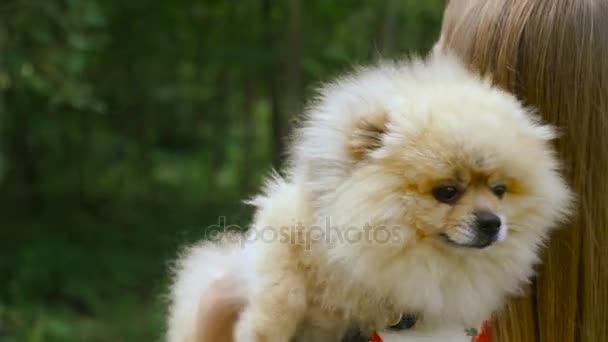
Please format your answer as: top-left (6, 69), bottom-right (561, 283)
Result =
top-left (234, 313), bottom-right (289, 342)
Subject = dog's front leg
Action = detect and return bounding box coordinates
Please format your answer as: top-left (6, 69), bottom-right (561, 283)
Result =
top-left (234, 270), bottom-right (307, 342)
top-left (235, 246), bottom-right (307, 342)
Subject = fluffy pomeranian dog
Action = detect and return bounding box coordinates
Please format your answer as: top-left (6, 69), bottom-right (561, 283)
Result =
top-left (168, 52), bottom-right (572, 342)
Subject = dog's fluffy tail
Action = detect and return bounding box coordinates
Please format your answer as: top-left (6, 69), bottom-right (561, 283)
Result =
top-left (167, 237), bottom-right (253, 342)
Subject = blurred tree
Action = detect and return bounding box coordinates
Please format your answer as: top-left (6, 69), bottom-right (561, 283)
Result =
top-left (0, 1), bottom-right (444, 340)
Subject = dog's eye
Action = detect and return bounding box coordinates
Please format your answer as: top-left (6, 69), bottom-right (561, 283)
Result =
top-left (492, 185), bottom-right (506, 198)
top-left (432, 186), bottom-right (462, 204)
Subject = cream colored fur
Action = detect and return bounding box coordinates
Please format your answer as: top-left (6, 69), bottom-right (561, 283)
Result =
top-left (168, 52), bottom-right (572, 341)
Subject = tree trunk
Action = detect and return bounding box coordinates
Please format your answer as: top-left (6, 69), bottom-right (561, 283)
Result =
top-left (283, 0), bottom-right (303, 134)
top-left (262, 0), bottom-right (285, 169)
top-left (239, 76), bottom-right (256, 192)
top-left (380, 0), bottom-right (399, 56)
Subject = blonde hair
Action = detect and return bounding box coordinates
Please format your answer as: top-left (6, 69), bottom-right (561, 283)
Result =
top-left (438, 0), bottom-right (608, 341)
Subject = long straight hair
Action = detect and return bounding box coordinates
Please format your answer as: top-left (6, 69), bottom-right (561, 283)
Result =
top-left (438, 1), bottom-right (608, 341)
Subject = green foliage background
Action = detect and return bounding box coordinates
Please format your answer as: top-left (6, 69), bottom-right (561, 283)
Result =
top-left (0, 1), bottom-right (444, 340)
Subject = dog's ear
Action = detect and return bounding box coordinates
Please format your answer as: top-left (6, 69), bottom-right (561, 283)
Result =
top-left (348, 111), bottom-right (388, 160)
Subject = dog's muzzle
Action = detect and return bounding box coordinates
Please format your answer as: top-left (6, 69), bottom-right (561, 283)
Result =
top-left (440, 211), bottom-right (505, 249)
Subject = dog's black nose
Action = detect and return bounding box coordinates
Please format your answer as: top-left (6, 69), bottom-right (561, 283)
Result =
top-left (475, 211), bottom-right (501, 237)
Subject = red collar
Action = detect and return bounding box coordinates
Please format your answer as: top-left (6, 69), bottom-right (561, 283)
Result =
top-left (471, 322), bottom-right (490, 342)
top-left (370, 321), bottom-right (490, 342)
